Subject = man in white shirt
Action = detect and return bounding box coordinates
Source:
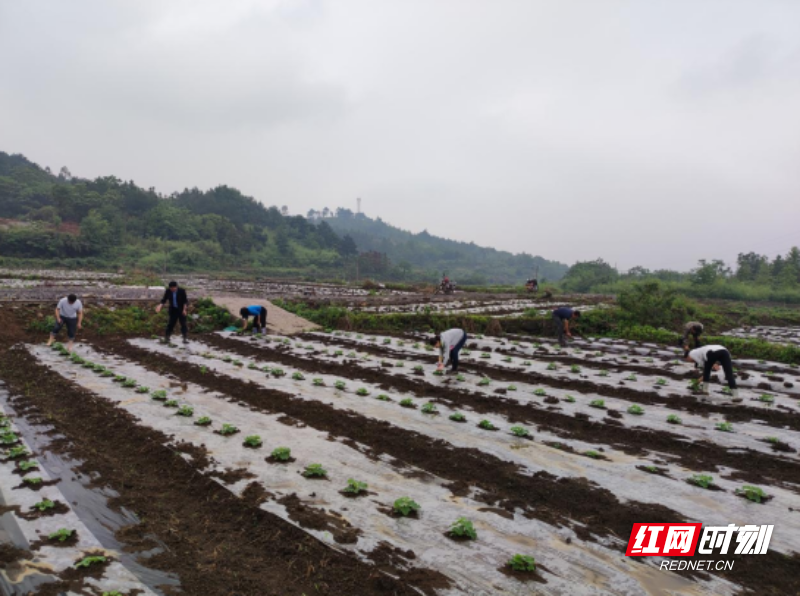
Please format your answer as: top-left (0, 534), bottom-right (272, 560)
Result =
top-left (685, 344), bottom-right (737, 397)
top-left (430, 328), bottom-right (468, 373)
top-left (46, 294), bottom-right (84, 353)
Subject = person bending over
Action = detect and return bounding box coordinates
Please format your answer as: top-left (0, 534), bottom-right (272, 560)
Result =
top-left (552, 307), bottom-right (580, 347)
top-left (685, 344), bottom-right (738, 398)
top-left (239, 305), bottom-right (268, 335)
top-left (681, 321), bottom-right (704, 350)
top-left (429, 328), bottom-right (468, 373)
top-left (47, 294), bottom-right (83, 353)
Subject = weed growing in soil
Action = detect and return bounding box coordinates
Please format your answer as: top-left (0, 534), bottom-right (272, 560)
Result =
top-left (627, 405), bottom-right (644, 416)
top-left (194, 416), bottom-right (212, 426)
top-left (759, 394), bottom-right (775, 404)
top-left (421, 402), bottom-right (438, 414)
top-left (393, 497), bottom-right (420, 517)
top-left (584, 450), bottom-right (601, 459)
top-left (75, 556), bottom-right (107, 569)
top-left (23, 477), bottom-right (42, 485)
top-left (334, 380), bottom-right (347, 390)
top-left (399, 398), bottom-right (415, 408)
top-left (219, 424), bottom-right (239, 436)
top-left (736, 485), bottom-right (767, 503)
top-left (271, 447), bottom-right (291, 461)
top-left (151, 390), bottom-right (167, 401)
top-left (49, 528), bottom-right (74, 542)
top-left (667, 414), bottom-right (682, 425)
top-left (303, 463), bottom-right (327, 478)
top-left (7, 446), bottom-right (29, 459)
top-left (510, 426), bottom-right (530, 438)
top-left (533, 388), bottom-right (547, 396)
top-left (449, 412), bottom-right (466, 422)
top-left (589, 399), bottom-right (605, 409)
top-left (689, 474), bottom-right (714, 489)
top-left (507, 554), bottom-right (536, 572)
top-left (478, 377), bottom-right (491, 386)
top-left (478, 420), bottom-right (497, 431)
top-left (18, 460), bottom-right (38, 471)
top-left (716, 422), bottom-right (734, 432)
top-left (356, 388), bottom-right (370, 396)
top-left (33, 499), bottom-right (55, 511)
top-left (375, 394), bottom-right (391, 401)
top-left (243, 435), bottom-right (262, 448)
top-left (176, 406), bottom-right (194, 417)
top-left (121, 379), bottom-right (137, 388)
top-left (449, 518), bottom-right (477, 540)
top-left (343, 479), bottom-right (368, 495)
top-left (565, 395), bottom-right (576, 403)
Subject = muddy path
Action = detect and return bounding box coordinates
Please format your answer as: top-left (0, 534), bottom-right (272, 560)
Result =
top-left (0, 348), bottom-right (435, 596)
top-left (203, 334), bottom-right (800, 489)
top-left (311, 334), bottom-right (800, 433)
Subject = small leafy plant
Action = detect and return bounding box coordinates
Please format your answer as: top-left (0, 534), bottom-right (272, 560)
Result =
top-left (656, 378), bottom-right (668, 386)
top-left (135, 386), bottom-right (150, 394)
top-left (565, 395), bottom-right (576, 403)
top-left (510, 426), bottom-right (530, 438)
top-left (48, 528), bottom-right (74, 542)
top-left (243, 435), bottom-right (263, 448)
top-left (18, 460), bottom-right (38, 471)
top-left (23, 476), bottom-right (43, 485)
top-left (689, 474), bottom-right (714, 489)
top-left (393, 497), bottom-right (420, 517)
top-left (292, 372), bottom-right (305, 381)
top-left (375, 394), bottom-right (391, 401)
top-left (759, 394), bottom-right (775, 404)
top-left (342, 479), bottom-right (368, 495)
top-left (176, 406), bottom-right (194, 417)
top-left (219, 423), bottom-right (239, 436)
top-left (736, 485), bottom-right (767, 503)
top-left (448, 517), bottom-right (477, 540)
top-left (449, 412), bottom-right (466, 422)
top-left (7, 446), bottom-right (29, 459)
top-left (456, 374), bottom-right (465, 382)
top-left (421, 402), bottom-right (438, 414)
top-left (666, 414), bottom-right (682, 425)
top-left (151, 390), bottom-right (168, 401)
top-left (271, 368), bottom-right (286, 377)
top-left (121, 379), bottom-right (137, 388)
top-left (625, 374), bottom-right (637, 382)
top-left (200, 366), bottom-right (208, 374)
top-left (75, 555), bottom-right (107, 569)
top-left (716, 422), bottom-right (733, 432)
top-left (547, 363), bottom-right (558, 371)
top-left (643, 465), bottom-right (659, 474)
top-left (480, 353), bottom-right (491, 359)
top-left (599, 370), bottom-right (610, 377)
top-left (507, 385), bottom-right (517, 391)
top-left (627, 404), bottom-right (644, 416)
top-left (271, 447), bottom-right (291, 461)
top-left (507, 554), bottom-right (536, 572)
top-left (33, 499), bottom-right (55, 512)
top-left (478, 377), bottom-right (491, 386)
top-left (413, 365), bottom-right (424, 373)
top-left (356, 388), bottom-right (370, 396)
top-left (312, 378), bottom-right (325, 386)
top-left (303, 463), bottom-right (327, 478)
top-left (164, 399), bottom-right (179, 408)
top-left (583, 450), bottom-right (601, 459)
top-left (533, 388), bottom-right (547, 396)
top-left (334, 380), bottom-right (346, 390)
top-left (570, 365), bottom-right (581, 374)
top-left (194, 416), bottom-right (212, 426)
top-left (589, 399), bottom-right (605, 409)
top-left (399, 398), bottom-right (415, 408)
top-left (478, 419), bottom-right (497, 431)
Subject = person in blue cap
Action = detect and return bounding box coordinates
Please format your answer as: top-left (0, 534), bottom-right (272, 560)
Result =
top-left (239, 305), bottom-right (268, 334)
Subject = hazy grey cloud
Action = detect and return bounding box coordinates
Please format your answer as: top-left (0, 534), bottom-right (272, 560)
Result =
top-left (1, 0), bottom-right (798, 271)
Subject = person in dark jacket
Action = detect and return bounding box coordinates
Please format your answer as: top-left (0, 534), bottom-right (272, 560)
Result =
top-left (552, 307), bottom-right (580, 346)
top-left (156, 281), bottom-right (189, 344)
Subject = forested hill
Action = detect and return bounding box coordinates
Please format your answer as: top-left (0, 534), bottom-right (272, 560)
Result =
top-left (313, 208), bottom-right (569, 284)
top-left (0, 151), bottom-right (350, 275)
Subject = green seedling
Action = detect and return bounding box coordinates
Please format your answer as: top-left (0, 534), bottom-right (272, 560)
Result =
top-left (382, 338), bottom-right (391, 345)
top-left (82, 361), bottom-right (95, 369)
top-left (33, 499), bottom-right (55, 512)
top-left (103, 592), bottom-right (123, 596)
top-left (333, 351), bottom-right (344, 357)
top-left (176, 406), bottom-right (194, 417)
top-left (51, 342), bottom-right (65, 351)
top-left (343, 479), bottom-right (368, 495)
top-left (163, 400), bottom-right (179, 408)
top-left (70, 354), bottom-right (85, 364)
top-left (643, 465), bottom-right (659, 474)
top-left (533, 388), bottom-right (547, 396)
top-left (292, 372), bottom-right (305, 381)
top-left (502, 357), bottom-right (512, 363)
top-left (151, 390), bottom-right (168, 401)
top-left (334, 380), bottom-right (346, 390)
top-left (449, 517), bottom-right (477, 540)
top-left (433, 369), bottom-right (444, 377)
top-left (721, 386), bottom-right (732, 396)
top-left (271, 368), bottom-right (286, 377)
top-left (547, 363), bottom-right (558, 371)
top-left (455, 374), bottom-right (465, 382)
top-left (356, 388), bottom-right (370, 396)
top-left (510, 426), bottom-right (530, 438)
top-left (736, 485), bottom-right (767, 503)
top-left (7, 446), bottom-right (29, 459)
top-left (599, 370), bottom-right (609, 377)
top-left (222, 356), bottom-right (232, 363)
top-left (656, 378), bottom-right (668, 386)
top-left (507, 554), bottom-right (536, 572)
top-left (627, 404), bottom-right (644, 416)
top-left (461, 349), bottom-right (471, 356)
top-left (219, 423), bottom-right (239, 436)
top-left (583, 450), bottom-right (601, 459)
top-left (625, 374), bottom-right (637, 382)
top-left (478, 377), bottom-right (491, 386)
top-left (75, 555), bottom-right (107, 569)
top-left (375, 394), bottom-right (391, 401)
top-left (271, 447), bottom-right (291, 461)
top-left (480, 353), bottom-right (491, 359)
top-left (690, 474), bottom-right (714, 489)
top-left (522, 360), bottom-right (531, 366)
top-left (248, 363), bottom-right (258, 370)
top-left (48, 528), bottom-right (74, 542)
top-left (135, 386), bottom-right (150, 394)
top-left (507, 385), bottom-right (517, 391)
top-left (399, 398), bottom-right (415, 408)
top-left (667, 414), bottom-right (682, 425)
top-left (393, 497), bottom-right (420, 517)
top-left (688, 379), bottom-right (702, 392)
top-left (1, 432), bottom-right (19, 445)
top-left (303, 463), bottom-right (327, 478)
top-left (312, 378), bottom-right (325, 386)
top-left (589, 399), bottom-right (605, 409)
top-left (121, 379), bottom-right (137, 388)
top-left (716, 422), bottom-right (733, 432)
top-left (396, 361), bottom-right (405, 368)
top-left (421, 402), bottom-right (438, 414)
top-left (449, 412), bottom-right (466, 422)
top-left (100, 370), bottom-right (115, 378)
top-left (23, 476), bottom-right (43, 485)
top-left (759, 394), bottom-right (775, 404)
top-left (478, 419), bottom-right (497, 430)
top-left (346, 351), bottom-right (357, 358)
top-left (194, 416), bottom-right (212, 426)
top-left (92, 365), bottom-right (107, 373)
top-left (18, 460), bottom-right (38, 471)
top-left (200, 366), bottom-right (208, 374)
top-left (413, 365), bottom-right (424, 373)
top-left (570, 365), bottom-right (581, 373)
top-left (565, 395), bottom-right (576, 403)
top-left (243, 435), bottom-right (262, 448)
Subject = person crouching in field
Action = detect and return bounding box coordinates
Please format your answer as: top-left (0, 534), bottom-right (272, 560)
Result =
top-left (430, 328), bottom-right (467, 374)
top-left (685, 345), bottom-right (738, 398)
top-left (46, 294), bottom-right (83, 353)
top-left (239, 305), bottom-right (268, 335)
top-left (155, 281), bottom-right (189, 344)
top-left (552, 307), bottom-right (580, 346)
top-left (681, 321), bottom-right (704, 350)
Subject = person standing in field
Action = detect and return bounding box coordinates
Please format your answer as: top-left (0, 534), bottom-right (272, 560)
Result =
top-left (430, 328), bottom-right (468, 374)
top-left (156, 281), bottom-right (189, 344)
top-left (46, 294), bottom-right (83, 353)
top-left (552, 307), bottom-right (580, 346)
top-left (685, 344), bottom-right (738, 398)
top-left (239, 305), bottom-right (268, 335)
top-left (681, 321), bottom-right (704, 350)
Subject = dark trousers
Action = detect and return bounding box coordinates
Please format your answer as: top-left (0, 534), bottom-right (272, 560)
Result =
top-left (703, 349), bottom-right (736, 389)
top-left (553, 315), bottom-right (567, 345)
top-left (255, 307), bottom-right (267, 331)
top-left (449, 332), bottom-right (468, 371)
top-left (52, 316), bottom-right (78, 340)
top-left (166, 309), bottom-right (188, 338)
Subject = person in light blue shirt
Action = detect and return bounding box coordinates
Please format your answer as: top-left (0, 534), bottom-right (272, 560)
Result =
top-left (239, 305), bottom-right (268, 334)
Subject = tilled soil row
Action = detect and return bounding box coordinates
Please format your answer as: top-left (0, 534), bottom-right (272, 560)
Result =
top-left (309, 335), bottom-right (800, 432)
top-left (92, 337), bottom-right (685, 544)
top-left (0, 346), bottom-right (437, 596)
top-left (205, 335), bottom-right (800, 489)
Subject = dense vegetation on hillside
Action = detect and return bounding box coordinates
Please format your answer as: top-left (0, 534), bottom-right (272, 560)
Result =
top-left (313, 208), bottom-right (569, 284)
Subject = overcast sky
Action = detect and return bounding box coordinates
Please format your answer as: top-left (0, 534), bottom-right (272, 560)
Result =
top-left (2, 1), bottom-right (799, 271)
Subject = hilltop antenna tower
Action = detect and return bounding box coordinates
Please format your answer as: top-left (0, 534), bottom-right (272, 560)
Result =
top-left (357, 197), bottom-right (362, 214)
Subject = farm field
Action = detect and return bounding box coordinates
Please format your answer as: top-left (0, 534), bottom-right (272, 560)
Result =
top-left (1, 282), bottom-right (799, 595)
